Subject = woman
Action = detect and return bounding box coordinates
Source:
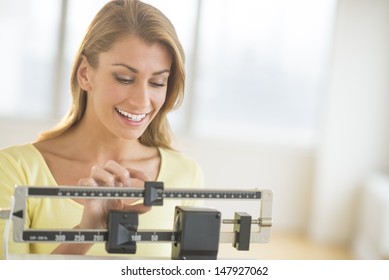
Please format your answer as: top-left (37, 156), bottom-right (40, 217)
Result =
top-left (0, 0), bottom-right (203, 259)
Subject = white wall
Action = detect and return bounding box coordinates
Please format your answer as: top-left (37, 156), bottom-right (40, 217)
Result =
top-left (309, 0), bottom-right (389, 244)
top-left (2, 0), bottom-right (389, 249)
top-left (0, 118), bottom-right (56, 148)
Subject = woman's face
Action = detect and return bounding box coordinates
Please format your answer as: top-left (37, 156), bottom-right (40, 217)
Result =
top-left (80, 35), bottom-right (172, 140)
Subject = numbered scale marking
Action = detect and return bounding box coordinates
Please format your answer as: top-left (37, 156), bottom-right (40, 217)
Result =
top-left (26, 186), bottom-right (261, 200)
top-left (22, 230), bottom-right (176, 243)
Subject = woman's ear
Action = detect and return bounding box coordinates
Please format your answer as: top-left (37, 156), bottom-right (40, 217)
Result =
top-left (77, 56), bottom-right (93, 92)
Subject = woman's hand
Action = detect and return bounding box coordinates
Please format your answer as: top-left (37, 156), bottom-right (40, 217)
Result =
top-left (77, 160), bottom-right (151, 230)
top-left (51, 160), bottom-right (151, 255)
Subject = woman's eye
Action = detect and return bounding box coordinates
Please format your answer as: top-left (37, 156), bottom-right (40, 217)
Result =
top-left (149, 81), bottom-right (167, 88)
top-left (114, 74), bottom-right (133, 84)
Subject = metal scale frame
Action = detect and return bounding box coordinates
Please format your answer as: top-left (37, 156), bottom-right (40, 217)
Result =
top-left (1, 181), bottom-right (273, 259)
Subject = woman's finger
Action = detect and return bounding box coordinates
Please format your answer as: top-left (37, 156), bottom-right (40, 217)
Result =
top-left (123, 203), bottom-right (151, 214)
top-left (90, 165), bottom-right (116, 186)
top-left (78, 177), bottom-right (98, 186)
top-left (104, 160), bottom-right (131, 187)
top-left (127, 168), bottom-right (151, 182)
top-left (89, 162), bottom-right (152, 190)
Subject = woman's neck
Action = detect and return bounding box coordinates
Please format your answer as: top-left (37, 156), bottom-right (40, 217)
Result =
top-left (39, 122), bottom-right (149, 166)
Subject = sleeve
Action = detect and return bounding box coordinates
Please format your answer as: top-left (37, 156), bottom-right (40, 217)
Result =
top-left (0, 149), bottom-right (31, 259)
top-left (195, 162), bottom-right (204, 188)
top-left (187, 153), bottom-right (204, 189)
top-left (179, 156), bottom-right (205, 207)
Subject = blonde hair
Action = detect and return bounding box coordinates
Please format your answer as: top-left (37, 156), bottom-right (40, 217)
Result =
top-left (39, 0), bottom-right (185, 149)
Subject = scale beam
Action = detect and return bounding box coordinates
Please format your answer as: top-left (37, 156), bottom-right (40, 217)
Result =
top-left (22, 183), bottom-right (262, 203)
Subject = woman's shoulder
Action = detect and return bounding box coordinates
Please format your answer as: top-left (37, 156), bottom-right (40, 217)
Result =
top-left (0, 143), bottom-right (50, 176)
top-left (159, 147), bottom-right (190, 160)
top-left (0, 143), bottom-right (40, 161)
top-left (159, 147), bottom-right (200, 169)
top-left (158, 147), bottom-right (204, 188)
top-left (0, 143), bottom-right (55, 188)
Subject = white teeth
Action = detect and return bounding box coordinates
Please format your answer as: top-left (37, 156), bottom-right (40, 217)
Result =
top-left (116, 108), bottom-right (146, 122)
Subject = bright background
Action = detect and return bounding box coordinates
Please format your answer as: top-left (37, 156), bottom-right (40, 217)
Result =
top-left (1, 0), bottom-right (389, 259)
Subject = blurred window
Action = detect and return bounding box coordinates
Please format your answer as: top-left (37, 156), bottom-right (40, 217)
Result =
top-left (0, 0), bottom-right (60, 119)
top-left (191, 0), bottom-right (336, 146)
top-left (0, 0), bottom-right (335, 147)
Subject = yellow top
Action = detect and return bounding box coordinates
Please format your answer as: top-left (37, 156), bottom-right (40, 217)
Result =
top-left (0, 144), bottom-right (203, 259)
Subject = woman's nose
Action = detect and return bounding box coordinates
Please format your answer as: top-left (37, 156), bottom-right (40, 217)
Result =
top-left (128, 82), bottom-right (150, 108)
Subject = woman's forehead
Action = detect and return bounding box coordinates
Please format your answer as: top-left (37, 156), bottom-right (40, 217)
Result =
top-left (98, 35), bottom-right (172, 72)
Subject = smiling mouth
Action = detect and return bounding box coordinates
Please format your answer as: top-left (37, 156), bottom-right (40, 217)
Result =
top-left (115, 108), bottom-right (147, 122)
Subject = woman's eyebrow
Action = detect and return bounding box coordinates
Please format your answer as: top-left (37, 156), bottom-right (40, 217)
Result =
top-left (152, 69), bottom-right (170, 75)
top-left (112, 63), bottom-right (138, 73)
top-left (112, 63), bottom-right (170, 75)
